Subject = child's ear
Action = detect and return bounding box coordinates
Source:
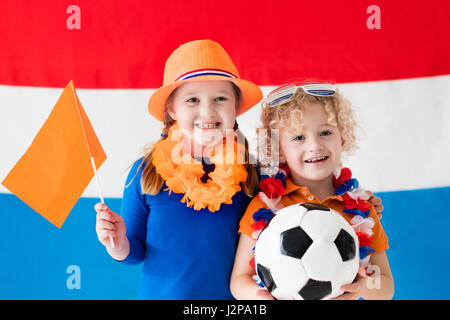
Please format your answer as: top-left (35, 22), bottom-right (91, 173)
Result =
top-left (279, 150), bottom-right (287, 164)
top-left (167, 105), bottom-right (177, 121)
top-left (341, 137), bottom-right (345, 147)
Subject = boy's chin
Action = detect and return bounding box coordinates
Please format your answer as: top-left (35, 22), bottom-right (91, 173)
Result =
top-left (296, 168), bottom-right (335, 181)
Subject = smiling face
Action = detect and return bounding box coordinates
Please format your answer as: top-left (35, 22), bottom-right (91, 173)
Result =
top-left (167, 80), bottom-right (238, 154)
top-left (279, 101), bottom-right (343, 186)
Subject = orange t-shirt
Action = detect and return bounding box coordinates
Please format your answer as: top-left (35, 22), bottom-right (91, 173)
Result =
top-left (239, 177), bottom-right (389, 254)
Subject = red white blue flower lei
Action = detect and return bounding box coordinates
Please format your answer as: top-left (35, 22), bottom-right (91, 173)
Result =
top-left (249, 166), bottom-right (376, 287)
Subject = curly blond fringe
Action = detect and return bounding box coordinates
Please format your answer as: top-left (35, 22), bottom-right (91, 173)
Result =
top-left (258, 88), bottom-right (360, 167)
top-left (134, 82), bottom-right (259, 197)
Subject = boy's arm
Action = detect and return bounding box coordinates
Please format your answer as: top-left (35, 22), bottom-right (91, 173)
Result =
top-left (360, 251), bottom-right (394, 300)
top-left (333, 251), bottom-right (394, 300)
top-left (230, 234), bottom-right (274, 300)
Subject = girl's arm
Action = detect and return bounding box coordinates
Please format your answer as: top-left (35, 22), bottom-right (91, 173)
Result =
top-left (95, 159), bottom-right (148, 264)
top-left (95, 203), bottom-right (130, 261)
top-left (230, 234), bottom-right (274, 300)
top-left (332, 251), bottom-right (394, 300)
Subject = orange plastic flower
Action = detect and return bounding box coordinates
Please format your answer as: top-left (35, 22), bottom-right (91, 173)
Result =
top-left (152, 123), bottom-right (248, 212)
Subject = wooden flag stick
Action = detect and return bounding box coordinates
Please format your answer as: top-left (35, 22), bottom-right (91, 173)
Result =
top-left (90, 157), bottom-right (115, 249)
top-left (70, 81), bottom-right (112, 247)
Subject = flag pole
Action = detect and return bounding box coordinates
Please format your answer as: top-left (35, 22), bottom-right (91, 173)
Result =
top-left (90, 156), bottom-right (115, 249)
top-left (70, 81), bottom-right (114, 249)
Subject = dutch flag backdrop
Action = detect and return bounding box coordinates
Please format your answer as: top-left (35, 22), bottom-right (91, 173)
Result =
top-left (1, 1), bottom-right (449, 299)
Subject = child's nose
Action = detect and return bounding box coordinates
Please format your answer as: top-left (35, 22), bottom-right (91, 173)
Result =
top-left (307, 136), bottom-right (323, 152)
top-left (199, 101), bottom-right (217, 117)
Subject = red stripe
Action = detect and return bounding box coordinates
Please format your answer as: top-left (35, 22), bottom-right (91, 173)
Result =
top-left (1, 0), bottom-right (449, 88)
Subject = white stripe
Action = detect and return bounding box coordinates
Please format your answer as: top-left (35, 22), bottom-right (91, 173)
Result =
top-left (237, 75), bottom-right (450, 192)
top-left (1, 75), bottom-right (449, 198)
top-left (176, 69), bottom-right (236, 81)
top-left (0, 86), bottom-right (159, 198)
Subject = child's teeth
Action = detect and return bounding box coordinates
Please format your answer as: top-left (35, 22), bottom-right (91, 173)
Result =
top-left (197, 123), bottom-right (218, 129)
top-left (306, 156), bottom-right (326, 163)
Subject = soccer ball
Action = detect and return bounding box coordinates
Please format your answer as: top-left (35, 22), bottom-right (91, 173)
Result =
top-left (254, 202), bottom-right (359, 300)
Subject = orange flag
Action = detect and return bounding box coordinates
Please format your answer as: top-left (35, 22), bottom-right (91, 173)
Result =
top-left (2, 80), bottom-right (106, 228)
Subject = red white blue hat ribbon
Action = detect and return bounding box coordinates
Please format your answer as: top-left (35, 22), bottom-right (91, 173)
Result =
top-left (175, 68), bottom-right (237, 81)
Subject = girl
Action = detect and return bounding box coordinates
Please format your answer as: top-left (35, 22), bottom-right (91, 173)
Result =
top-left (95, 41), bottom-right (384, 299)
top-left (94, 39), bottom-right (262, 299)
top-left (230, 82), bottom-right (394, 300)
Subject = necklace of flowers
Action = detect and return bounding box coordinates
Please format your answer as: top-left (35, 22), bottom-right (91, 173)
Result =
top-left (152, 122), bottom-right (248, 212)
top-left (248, 166), bottom-right (376, 287)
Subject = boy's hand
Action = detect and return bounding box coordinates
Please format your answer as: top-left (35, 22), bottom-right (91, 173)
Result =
top-left (256, 289), bottom-right (275, 300)
top-left (330, 267), bottom-right (367, 300)
top-left (366, 191), bottom-right (383, 219)
top-left (256, 289), bottom-right (296, 300)
top-left (95, 203), bottom-right (126, 249)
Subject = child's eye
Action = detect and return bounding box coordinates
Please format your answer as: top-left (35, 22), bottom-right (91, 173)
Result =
top-left (293, 135), bottom-right (305, 141)
top-left (214, 96), bottom-right (228, 102)
top-left (320, 130), bottom-right (332, 136)
top-left (186, 97), bottom-right (200, 103)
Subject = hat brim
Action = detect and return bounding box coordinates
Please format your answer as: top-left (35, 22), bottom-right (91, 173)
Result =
top-left (148, 75), bottom-right (263, 122)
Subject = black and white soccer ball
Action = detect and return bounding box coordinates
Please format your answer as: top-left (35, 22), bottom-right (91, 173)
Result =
top-left (254, 202), bottom-right (359, 300)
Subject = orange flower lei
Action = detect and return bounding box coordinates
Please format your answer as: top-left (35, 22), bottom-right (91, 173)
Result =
top-left (152, 123), bottom-right (248, 212)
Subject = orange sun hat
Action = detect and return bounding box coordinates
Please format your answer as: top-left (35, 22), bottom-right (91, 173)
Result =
top-left (148, 39), bottom-right (263, 122)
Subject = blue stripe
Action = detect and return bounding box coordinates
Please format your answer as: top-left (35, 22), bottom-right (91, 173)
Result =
top-left (267, 93), bottom-right (293, 106)
top-left (375, 186), bottom-right (450, 300)
top-left (306, 89), bottom-right (336, 96)
top-left (181, 72), bottom-right (234, 80)
top-left (1, 185), bottom-right (449, 299)
top-left (0, 194), bottom-right (141, 299)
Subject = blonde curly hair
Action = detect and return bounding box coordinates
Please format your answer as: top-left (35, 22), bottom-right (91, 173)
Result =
top-left (258, 87), bottom-right (359, 169)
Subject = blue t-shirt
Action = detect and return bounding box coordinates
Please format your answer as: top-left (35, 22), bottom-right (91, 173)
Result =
top-left (119, 158), bottom-right (252, 299)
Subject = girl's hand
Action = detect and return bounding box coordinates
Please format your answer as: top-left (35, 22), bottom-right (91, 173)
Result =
top-left (366, 191), bottom-right (383, 218)
top-left (95, 203), bottom-right (126, 249)
top-left (330, 267), bottom-right (368, 300)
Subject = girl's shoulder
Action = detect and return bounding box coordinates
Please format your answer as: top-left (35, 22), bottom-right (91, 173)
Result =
top-left (131, 157), bottom-right (146, 173)
top-left (124, 157), bottom-right (147, 189)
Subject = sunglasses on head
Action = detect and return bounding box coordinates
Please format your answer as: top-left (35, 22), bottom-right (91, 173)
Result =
top-left (264, 82), bottom-right (337, 107)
